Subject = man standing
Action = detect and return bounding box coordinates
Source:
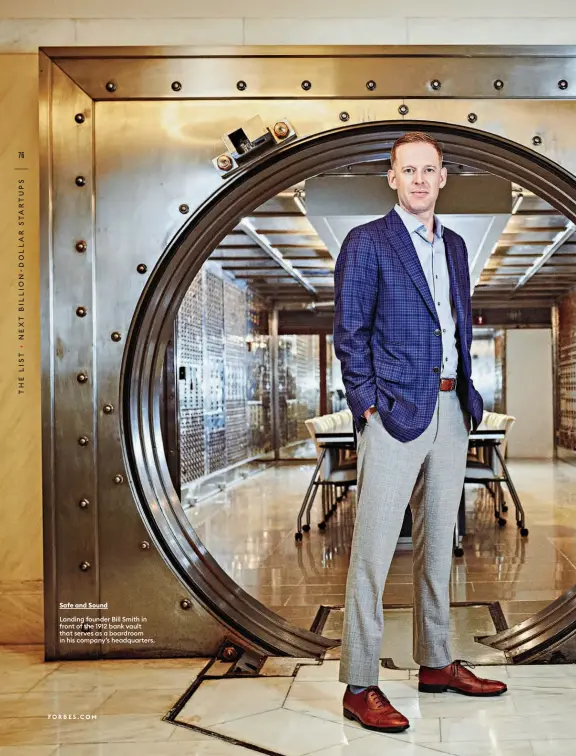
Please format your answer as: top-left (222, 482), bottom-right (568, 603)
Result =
top-left (334, 132), bottom-right (507, 733)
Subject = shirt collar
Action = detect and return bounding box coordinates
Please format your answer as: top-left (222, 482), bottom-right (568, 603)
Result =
top-left (394, 203), bottom-right (444, 241)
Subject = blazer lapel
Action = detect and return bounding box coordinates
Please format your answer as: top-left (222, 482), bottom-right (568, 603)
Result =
top-left (385, 211), bottom-right (437, 319)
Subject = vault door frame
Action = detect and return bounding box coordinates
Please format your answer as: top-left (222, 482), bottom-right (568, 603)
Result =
top-left (40, 46), bottom-right (576, 661)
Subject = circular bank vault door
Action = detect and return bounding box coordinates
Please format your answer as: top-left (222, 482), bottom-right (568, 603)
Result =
top-left (123, 121), bottom-right (576, 664)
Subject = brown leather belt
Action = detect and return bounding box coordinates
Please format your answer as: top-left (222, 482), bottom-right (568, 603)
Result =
top-left (439, 378), bottom-right (457, 392)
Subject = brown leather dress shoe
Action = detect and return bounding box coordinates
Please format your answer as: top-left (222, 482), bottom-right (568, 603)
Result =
top-left (343, 686), bottom-right (410, 733)
top-left (418, 660), bottom-right (507, 696)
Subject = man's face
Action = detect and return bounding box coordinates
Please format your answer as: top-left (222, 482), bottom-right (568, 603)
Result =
top-left (387, 142), bottom-right (447, 216)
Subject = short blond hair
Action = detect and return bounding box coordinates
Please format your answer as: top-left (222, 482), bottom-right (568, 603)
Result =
top-left (391, 132), bottom-right (443, 166)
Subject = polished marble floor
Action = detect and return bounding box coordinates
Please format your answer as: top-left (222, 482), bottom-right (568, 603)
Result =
top-left (3, 645), bottom-right (576, 754)
top-left (2, 459), bottom-right (576, 753)
top-left (190, 458), bottom-right (576, 633)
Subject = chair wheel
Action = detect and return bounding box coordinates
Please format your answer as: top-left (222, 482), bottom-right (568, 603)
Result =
top-left (498, 517), bottom-right (507, 527)
top-left (520, 527), bottom-right (529, 537)
top-left (454, 547), bottom-right (464, 557)
top-left (502, 504), bottom-right (509, 512)
top-left (302, 524), bottom-right (310, 532)
top-left (295, 532), bottom-right (303, 541)
top-left (318, 522), bottom-right (327, 530)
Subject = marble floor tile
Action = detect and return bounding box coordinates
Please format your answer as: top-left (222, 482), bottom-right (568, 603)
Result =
top-left (509, 690), bottom-right (576, 716)
top-left (506, 664), bottom-right (576, 678)
top-left (178, 677), bottom-right (293, 727)
top-left (441, 712), bottom-right (576, 742)
top-left (505, 678), bottom-right (576, 691)
top-left (531, 741), bottom-right (576, 756)
top-left (380, 717), bottom-right (441, 744)
top-left (211, 708), bottom-right (368, 756)
top-left (259, 657), bottom-right (320, 676)
top-left (415, 742), bottom-right (535, 755)
top-left (0, 748), bottom-right (59, 756)
top-left (396, 693), bottom-right (517, 721)
top-left (0, 669), bottom-right (59, 695)
top-left (0, 690), bottom-right (112, 718)
top-left (0, 715), bottom-right (173, 747)
top-left (57, 739), bottom-right (247, 755)
top-left (306, 734), bottom-right (445, 755)
top-left (30, 662), bottom-right (207, 693)
top-left (94, 689), bottom-right (180, 716)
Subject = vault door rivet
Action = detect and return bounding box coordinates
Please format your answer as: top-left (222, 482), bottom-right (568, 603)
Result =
top-left (171, 81), bottom-right (182, 91)
top-left (216, 155), bottom-right (233, 172)
top-left (398, 104), bottom-right (409, 115)
top-left (301, 80), bottom-right (312, 91)
top-left (222, 645), bottom-right (239, 661)
top-left (75, 240), bottom-right (87, 253)
top-left (494, 79), bottom-right (504, 90)
top-left (430, 79), bottom-right (441, 90)
top-left (77, 372), bottom-right (88, 384)
top-left (105, 81), bottom-right (117, 92)
top-left (74, 113), bottom-right (85, 124)
top-left (111, 331), bottom-right (122, 342)
top-left (79, 498), bottom-right (90, 509)
top-left (78, 436), bottom-right (89, 446)
top-left (140, 541), bottom-right (150, 550)
top-left (76, 306), bottom-right (87, 318)
top-left (273, 121), bottom-right (290, 139)
top-left (559, 79), bottom-right (569, 90)
top-left (467, 113), bottom-right (478, 123)
top-left (339, 111), bottom-right (350, 122)
top-left (236, 80), bottom-right (247, 91)
top-left (113, 474), bottom-right (124, 484)
top-left (366, 80), bottom-right (376, 91)
top-left (179, 203), bottom-right (190, 214)
top-left (103, 404), bottom-right (114, 414)
top-left (75, 176), bottom-right (86, 187)
top-left (532, 135), bottom-right (543, 146)
top-left (137, 263), bottom-right (148, 274)
top-left (79, 561), bottom-right (91, 571)
top-left (180, 599), bottom-right (192, 610)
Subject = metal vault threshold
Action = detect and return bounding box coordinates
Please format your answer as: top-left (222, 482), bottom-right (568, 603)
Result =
top-left (476, 585), bottom-right (576, 664)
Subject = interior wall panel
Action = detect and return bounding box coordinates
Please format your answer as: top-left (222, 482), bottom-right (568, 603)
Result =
top-left (558, 288), bottom-right (576, 454)
top-left (0, 54), bottom-right (42, 644)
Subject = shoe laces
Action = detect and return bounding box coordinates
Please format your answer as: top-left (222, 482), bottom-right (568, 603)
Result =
top-left (365, 687), bottom-right (390, 709)
top-left (452, 659), bottom-right (475, 676)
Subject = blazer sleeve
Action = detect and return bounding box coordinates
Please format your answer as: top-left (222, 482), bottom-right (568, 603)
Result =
top-left (463, 241), bottom-right (474, 354)
top-left (333, 226), bottom-right (378, 423)
top-left (461, 237), bottom-right (484, 429)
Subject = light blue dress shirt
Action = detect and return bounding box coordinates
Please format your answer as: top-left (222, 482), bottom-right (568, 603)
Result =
top-left (394, 204), bottom-right (458, 379)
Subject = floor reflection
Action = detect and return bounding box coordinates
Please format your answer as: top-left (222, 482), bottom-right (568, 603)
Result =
top-left (189, 459), bottom-right (576, 633)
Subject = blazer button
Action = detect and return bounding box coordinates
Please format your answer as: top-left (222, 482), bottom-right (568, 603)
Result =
top-left (433, 366), bottom-right (440, 373)
top-left (434, 328), bottom-right (441, 336)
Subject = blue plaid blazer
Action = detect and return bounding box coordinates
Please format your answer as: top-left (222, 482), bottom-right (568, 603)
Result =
top-left (334, 208), bottom-right (484, 442)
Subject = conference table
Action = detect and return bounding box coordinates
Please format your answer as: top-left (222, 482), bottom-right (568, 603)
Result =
top-left (296, 426), bottom-right (527, 553)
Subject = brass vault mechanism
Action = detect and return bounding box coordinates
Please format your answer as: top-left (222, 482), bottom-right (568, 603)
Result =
top-left (212, 115), bottom-right (297, 177)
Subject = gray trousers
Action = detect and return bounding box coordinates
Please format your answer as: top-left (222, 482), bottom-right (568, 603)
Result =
top-left (339, 390), bottom-right (470, 686)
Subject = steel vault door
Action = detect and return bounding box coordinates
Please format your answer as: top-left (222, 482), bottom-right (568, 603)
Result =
top-left (41, 46), bottom-right (576, 661)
